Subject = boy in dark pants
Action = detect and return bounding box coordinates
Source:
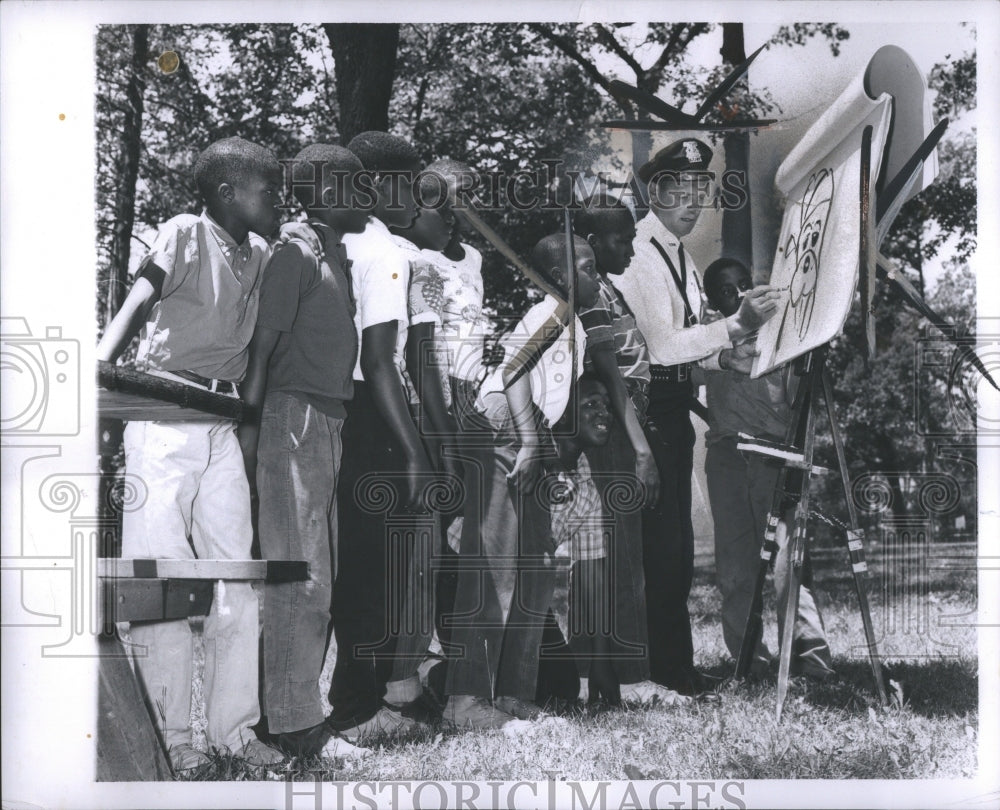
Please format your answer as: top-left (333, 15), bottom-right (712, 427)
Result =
top-left (239, 143), bottom-right (371, 760)
top-left (701, 258), bottom-right (834, 680)
top-left (444, 233), bottom-right (598, 728)
top-left (329, 131), bottom-right (435, 742)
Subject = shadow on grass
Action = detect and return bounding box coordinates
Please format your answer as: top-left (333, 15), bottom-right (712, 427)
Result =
top-left (797, 657), bottom-right (977, 719)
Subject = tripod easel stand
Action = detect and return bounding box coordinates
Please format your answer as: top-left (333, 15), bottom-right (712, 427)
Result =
top-left (734, 125), bottom-right (890, 721)
top-left (733, 344), bottom-right (891, 720)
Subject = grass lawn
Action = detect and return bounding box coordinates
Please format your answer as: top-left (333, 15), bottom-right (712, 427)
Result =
top-left (172, 540), bottom-right (978, 782)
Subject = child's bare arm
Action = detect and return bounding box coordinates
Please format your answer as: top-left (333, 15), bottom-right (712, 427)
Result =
top-left (405, 322), bottom-right (459, 475)
top-left (96, 272), bottom-right (162, 363)
top-left (588, 344), bottom-right (660, 508)
top-left (503, 368), bottom-right (545, 494)
top-left (361, 321), bottom-right (433, 511)
top-left (236, 324), bottom-right (281, 484)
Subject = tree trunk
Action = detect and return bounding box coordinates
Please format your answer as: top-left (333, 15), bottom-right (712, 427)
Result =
top-left (719, 23), bottom-right (754, 271)
top-left (324, 23), bottom-right (400, 145)
top-left (107, 24), bottom-right (148, 327)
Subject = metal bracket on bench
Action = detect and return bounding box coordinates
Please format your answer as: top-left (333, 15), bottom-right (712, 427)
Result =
top-left (103, 578), bottom-right (215, 623)
top-left (98, 558), bottom-right (309, 624)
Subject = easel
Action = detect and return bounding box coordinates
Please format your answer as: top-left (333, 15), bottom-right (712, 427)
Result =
top-left (732, 343), bottom-right (890, 719)
top-left (734, 125), bottom-right (892, 721)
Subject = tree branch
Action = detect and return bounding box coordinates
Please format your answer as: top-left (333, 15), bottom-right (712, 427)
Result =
top-left (527, 23), bottom-right (633, 117)
top-left (648, 23), bottom-right (688, 80)
top-left (593, 24), bottom-right (644, 79)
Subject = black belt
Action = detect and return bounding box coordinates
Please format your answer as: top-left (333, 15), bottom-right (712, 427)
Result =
top-left (171, 369), bottom-right (237, 395)
top-left (649, 363), bottom-right (692, 383)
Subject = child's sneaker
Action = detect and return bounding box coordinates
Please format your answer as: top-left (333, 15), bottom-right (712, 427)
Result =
top-left (168, 743), bottom-right (212, 773)
top-left (493, 695), bottom-right (548, 720)
top-left (318, 734), bottom-right (371, 761)
top-left (620, 680), bottom-right (688, 706)
top-left (444, 694), bottom-right (516, 730)
top-left (274, 721), bottom-right (371, 761)
top-left (234, 737), bottom-right (286, 767)
top-left (336, 705), bottom-right (424, 743)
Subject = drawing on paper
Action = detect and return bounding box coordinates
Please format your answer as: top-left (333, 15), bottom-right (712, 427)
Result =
top-left (773, 168), bottom-right (835, 354)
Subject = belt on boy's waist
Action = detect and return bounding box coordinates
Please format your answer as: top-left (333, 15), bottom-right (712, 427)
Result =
top-left (649, 363), bottom-right (692, 383)
top-left (166, 369), bottom-right (238, 395)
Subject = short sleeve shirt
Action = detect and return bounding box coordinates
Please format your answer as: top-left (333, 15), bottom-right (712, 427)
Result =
top-left (549, 452), bottom-right (607, 561)
top-left (342, 218), bottom-right (411, 385)
top-left (703, 364), bottom-right (791, 446)
top-left (580, 274), bottom-right (651, 399)
top-left (477, 295), bottom-right (586, 427)
top-left (411, 243), bottom-right (486, 385)
top-left (134, 210), bottom-right (269, 381)
top-left (256, 221), bottom-right (357, 418)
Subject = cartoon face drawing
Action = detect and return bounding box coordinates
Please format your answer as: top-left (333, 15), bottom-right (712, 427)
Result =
top-left (784, 168), bottom-right (835, 341)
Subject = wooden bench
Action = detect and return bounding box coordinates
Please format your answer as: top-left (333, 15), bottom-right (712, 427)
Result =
top-left (97, 558), bottom-right (309, 781)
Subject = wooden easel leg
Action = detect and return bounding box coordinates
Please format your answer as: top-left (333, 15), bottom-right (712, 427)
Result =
top-left (776, 496), bottom-right (808, 720)
top-left (820, 368), bottom-right (891, 706)
top-left (734, 358), bottom-right (813, 679)
top-left (775, 358), bottom-right (821, 720)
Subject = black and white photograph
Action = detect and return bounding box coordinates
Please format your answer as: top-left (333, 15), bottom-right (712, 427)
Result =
top-left (1, 2), bottom-right (998, 809)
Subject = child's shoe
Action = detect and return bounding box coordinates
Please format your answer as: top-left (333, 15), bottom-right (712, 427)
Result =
top-left (444, 694), bottom-right (516, 730)
top-left (620, 680), bottom-right (687, 706)
top-left (234, 737), bottom-right (286, 767)
top-left (168, 743), bottom-right (211, 773)
top-left (336, 705), bottom-right (424, 743)
top-left (493, 695), bottom-right (548, 720)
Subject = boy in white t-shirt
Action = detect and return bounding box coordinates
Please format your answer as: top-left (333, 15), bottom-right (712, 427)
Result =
top-left (327, 131), bottom-right (435, 743)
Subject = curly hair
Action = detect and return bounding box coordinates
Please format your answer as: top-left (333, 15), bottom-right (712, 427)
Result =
top-left (289, 143), bottom-right (364, 210)
top-left (345, 130), bottom-right (420, 175)
top-left (192, 136), bottom-right (279, 201)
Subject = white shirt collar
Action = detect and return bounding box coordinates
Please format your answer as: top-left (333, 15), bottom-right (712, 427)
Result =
top-left (201, 209), bottom-right (249, 251)
top-left (637, 210), bottom-right (681, 249)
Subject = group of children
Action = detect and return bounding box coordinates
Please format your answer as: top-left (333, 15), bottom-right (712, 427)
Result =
top-left (99, 131), bottom-right (833, 773)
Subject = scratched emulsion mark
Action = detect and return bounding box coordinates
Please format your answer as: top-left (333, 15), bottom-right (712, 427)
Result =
top-left (773, 168), bottom-right (835, 354)
top-left (157, 51), bottom-right (179, 75)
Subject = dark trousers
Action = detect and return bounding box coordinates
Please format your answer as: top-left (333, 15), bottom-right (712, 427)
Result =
top-left (328, 382), bottom-right (434, 729)
top-left (641, 379), bottom-right (696, 687)
top-left (580, 421), bottom-right (651, 684)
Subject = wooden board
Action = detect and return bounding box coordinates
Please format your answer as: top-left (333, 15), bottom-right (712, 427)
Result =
top-left (98, 361), bottom-right (245, 422)
top-left (97, 632), bottom-right (172, 781)
top-left (98, 557), bottom-right (309, 582)
top-left (98, 388), bottom-right (236, 422)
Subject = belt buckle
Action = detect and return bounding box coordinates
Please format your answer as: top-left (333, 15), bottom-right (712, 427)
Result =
top-left (207, 378), bottom-right (219, 393)
top-left (678, 364), bottom-right (690, 382)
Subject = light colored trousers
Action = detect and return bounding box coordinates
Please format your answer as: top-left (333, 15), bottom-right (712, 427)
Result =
top-left (705, 437), bottom-right (831, 665)
top-left (122, 419), bottom-right (261, 753)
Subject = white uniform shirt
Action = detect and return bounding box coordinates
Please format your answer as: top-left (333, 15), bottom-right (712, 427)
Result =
top-left (615, 212), bottom-right (728, 368)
